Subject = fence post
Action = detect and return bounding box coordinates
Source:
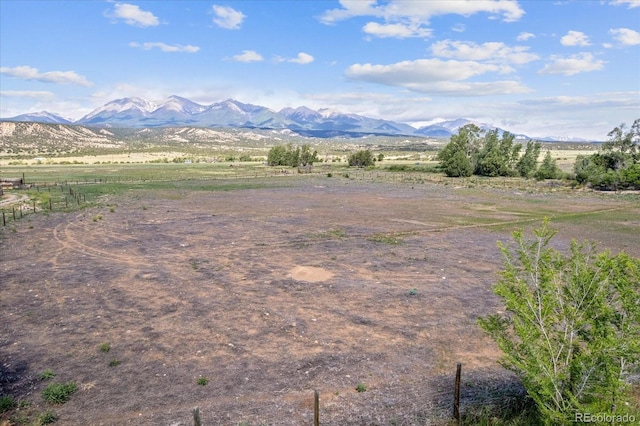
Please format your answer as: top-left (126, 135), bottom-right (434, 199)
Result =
top-left (12, 207), bottom-right (16, 220)
top-left (453, 363), bottom-right (462, 421)
top-left (192, 406), bottom-right (201, 426)
top-left (314, 389), bottom-right (320, 426)
top-left (49, 198), bottom-right (52, 211)
top-left (2, 212), bottom-right (5, 226)
top-left (33, 201), bottom-right (36, 213)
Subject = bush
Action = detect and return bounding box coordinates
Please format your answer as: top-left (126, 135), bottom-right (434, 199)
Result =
top-left (0, 395), bottom-right (15, 413)
top-left (534, 151), bottom-right (562, 180)
top-left (478, 220), bottom-right (640, 424)
top-left (348, 149), bottom-right (374, 167)
top-left (572, 119), bottom-right (639, 190)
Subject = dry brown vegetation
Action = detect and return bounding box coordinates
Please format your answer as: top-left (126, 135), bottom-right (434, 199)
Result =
top-left (1, 175), bottom-right (639, 425)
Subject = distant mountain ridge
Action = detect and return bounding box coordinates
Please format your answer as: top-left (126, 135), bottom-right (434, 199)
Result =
top-left (2, 96), bottom-right (592, 141)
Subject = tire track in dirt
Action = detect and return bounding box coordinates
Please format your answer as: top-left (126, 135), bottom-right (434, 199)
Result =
top-left (52, 213), bottom-right (150, 267)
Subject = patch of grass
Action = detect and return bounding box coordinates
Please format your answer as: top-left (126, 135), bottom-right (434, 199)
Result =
top-left (92, 214), bottom-right (103, 222)
top-left (11, 412), bottom-right (30, 425)
top-left (368, 233), bottom-right (403, 245)
top-left (108, 359), bottom-right (121, 367)
top-left (41, 382), bottom-right (77, 404)
top-left (0, 395), bottom-right (15, 413)
top-left (38, 369), bottom-right (56, 381)
top-left (407, 288), bottom-right (418, 296)
top-left (355, 383), bottom-right (367, 393)
top-left (37, 410), bottom-right (58, 424)
top-left (197, 376), bottom-right (208, 386)
top-left (457, 397), bottom-right (540, 426)
top-left (99, 342), bottom-right (111, 353)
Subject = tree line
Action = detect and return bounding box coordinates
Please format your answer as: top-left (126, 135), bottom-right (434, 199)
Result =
top-left (574, 119), bottom-right (640, 190)
top-left (436, 124), bottom-right (562, 180)
top-left (266, 119), bottom-right (639, 191)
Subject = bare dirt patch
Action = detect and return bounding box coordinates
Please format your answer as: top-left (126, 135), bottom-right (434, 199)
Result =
top-left (290, 266), bottom-right (334, 283)
top-left (1, 176), bottom-right (638, 425)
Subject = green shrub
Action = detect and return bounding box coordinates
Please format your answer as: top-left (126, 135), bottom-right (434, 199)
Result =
top-left (42, 382), bottom-right (77, 404)
top-left (197, 376), bottom-right (208, 386)
top-left (478, 220), bottom-right (640, 424)
top-left (355, 383), bottom-right (367, 393)
top-left (99, 342), bottom-right (111, 353)
top-left (37, 410), bottom-right (58, 424)
top-left (39, 369), bottom-right (56, 381)
top-left (0, 395), bottom-right (15, 413)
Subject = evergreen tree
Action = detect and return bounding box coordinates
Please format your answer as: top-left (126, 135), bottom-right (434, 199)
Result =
top-left (535, 151), bottom-right (562, 180)
top-left (442, 149), bottom-right (473, 177)
top-left (479, 220), bottom-right (640, 424)
top-left (516, 141), bottom-right (541, 178)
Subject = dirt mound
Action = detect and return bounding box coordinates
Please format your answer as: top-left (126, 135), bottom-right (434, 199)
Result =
top-left (289, 265), bottom-right (334, 282)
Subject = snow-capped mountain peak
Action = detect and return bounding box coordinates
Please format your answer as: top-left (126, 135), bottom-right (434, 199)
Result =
top-left (6, 111), bottom-right (72, 124)
top-left (155, 96), bottom-right (206, 115)
top-left (279, 106), bottom-right (322, 123)
top-left (3, 95), bottom-right (594, 141)
top-left (81, 97), bottom-right (158, 122)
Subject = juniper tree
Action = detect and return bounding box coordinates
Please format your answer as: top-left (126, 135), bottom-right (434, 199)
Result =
top-left (478, 220), bottom-right (640, 424)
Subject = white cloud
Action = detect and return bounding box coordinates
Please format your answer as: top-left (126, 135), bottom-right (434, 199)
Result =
top-left (560, 30), bottom-right (591, 46)
top-left (106, 3), bottom-right (159, 27)
top-left (0, 90), bottom-right (55, 99)
top-left (518, 93), bottom-right (639, 110)
top-left (230, 50), bottom-right (263, 62)
top-left (212, 5), bottom-right (246, 30)
top-left (0, 66), bottom-right (92, 86)
top-left (345, 59), bottom-right (531, 95)
top-left (362, 22), bottom-right (432, 38)
top-left (129, 42), bottom-right (200, 53)
top-left (610, 0), bottom-right (640, 8)
top-left (288, 52), bottom-right (314, 64)
top-left (451, 23), bottom-right (466, 33)
top-left (610, 28), bottom-right (640, 45)
top-left (538, 53), bottom-right (605, 76)
top-left (320, 0), bottom-right (525, 25)
top-left (430, 40), bottom-right (540, 65)
top-left (517, 32), bottom-right (535, 41)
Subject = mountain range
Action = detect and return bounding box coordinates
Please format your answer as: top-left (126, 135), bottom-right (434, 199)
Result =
top-left (2, 96), bottom-right (590, 141)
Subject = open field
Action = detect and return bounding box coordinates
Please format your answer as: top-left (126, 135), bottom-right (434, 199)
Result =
top-left (1, 168), bottom-right (639, 425)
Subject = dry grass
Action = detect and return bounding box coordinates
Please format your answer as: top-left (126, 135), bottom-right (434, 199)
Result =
top-left (1, 175), bottom-right (638, 424)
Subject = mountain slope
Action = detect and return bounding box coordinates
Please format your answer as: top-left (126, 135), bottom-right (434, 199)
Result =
top-left (7, 111), bottom-right (73, 125)
top-left (0, 95), bottom-right (577, 140)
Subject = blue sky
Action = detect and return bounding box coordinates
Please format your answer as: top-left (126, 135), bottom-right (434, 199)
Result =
top-left (1, 0), bottom-right (639, 140)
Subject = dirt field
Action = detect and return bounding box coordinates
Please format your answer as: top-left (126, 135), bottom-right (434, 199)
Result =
top-left (1, 176), bottom-right (639, 425)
